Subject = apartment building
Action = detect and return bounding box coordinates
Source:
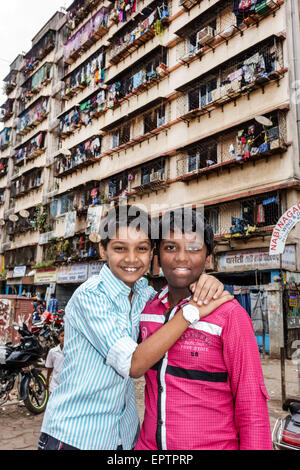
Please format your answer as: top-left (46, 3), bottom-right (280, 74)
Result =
top-left (0, 0), bottom-right (300, 351)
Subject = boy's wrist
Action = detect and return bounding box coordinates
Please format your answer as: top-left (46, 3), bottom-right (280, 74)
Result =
top-left (181, 303), bottom-right (200, 326)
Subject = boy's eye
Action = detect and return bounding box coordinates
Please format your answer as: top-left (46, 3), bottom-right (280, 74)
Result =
top-left (165, 245), bottom-right (176, 251)
top-left (138, 246), bottom-right (150, 252)
top-left (187, 246), bottom-right (201, 251)
top-left (114, 246), bottom-right (126, 251)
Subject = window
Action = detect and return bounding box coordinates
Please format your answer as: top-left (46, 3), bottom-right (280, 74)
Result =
top-left (188, 78), bottom-right (217, 111)
top-left (108, 173), bottom-right (128, 198)
top-left (187, 141), bottom-right (218, 171)
top-left (112, 123), bottom-right (130, 148)
top-left (241, 193), bottom-right (280, 227)
top-left (50, 195), bottom-right (74, 217)
top-left (205, 207), bottom-right (219, 235)
top-left (141, 158), bottom-right (165, 185)
top-left (144, 105), bottom-right (166, 134)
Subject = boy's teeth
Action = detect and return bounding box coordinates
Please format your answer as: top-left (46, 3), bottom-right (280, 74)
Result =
top-left (123, 267), bottom-right (138, 272)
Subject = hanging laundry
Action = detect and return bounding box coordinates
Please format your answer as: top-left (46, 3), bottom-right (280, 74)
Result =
top-left (256, 204), bottom-right (265, 223)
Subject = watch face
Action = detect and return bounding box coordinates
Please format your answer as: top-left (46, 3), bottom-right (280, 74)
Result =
top-left (183, 304), bottom-right (200, 324)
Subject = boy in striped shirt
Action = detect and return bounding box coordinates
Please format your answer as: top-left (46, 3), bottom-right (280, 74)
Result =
top-left (39, 205), bottom-right (230, 450)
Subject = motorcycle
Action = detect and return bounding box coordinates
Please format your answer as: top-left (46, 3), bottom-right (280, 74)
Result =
top-left (272, 400), bottom-right (300, 450)
top-left (31, 310), bottom-right (64, 358)
top-left (0, 323), bottom-right (49, 414)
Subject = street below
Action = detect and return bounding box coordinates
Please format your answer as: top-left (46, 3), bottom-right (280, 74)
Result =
top-left (0, 358), bottom-right (299, 450)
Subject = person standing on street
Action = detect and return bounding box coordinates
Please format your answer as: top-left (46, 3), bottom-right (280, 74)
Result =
top-left (45, 329), bottom-right (64, 393)
top-left (48, 293), bottom-right (59, 314)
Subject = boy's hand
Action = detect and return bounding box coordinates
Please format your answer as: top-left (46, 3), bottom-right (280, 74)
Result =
top-left (189, 274), bottom-right (224, 306)
top-left (188, 291), bottom-right (234, 319)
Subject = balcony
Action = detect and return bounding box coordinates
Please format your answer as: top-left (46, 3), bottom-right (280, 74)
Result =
top-left (0, 128), bottom-right (12, 151)
top-left (19, 63), bottom-right (52, 106)
top-left (11, 168), bottom-right (43, 198)
top-left (21, 30), bottom-right (56, 77)
top-left (17, 97), bottom-right (49, 136)
top-left (55, 135), bottom-right (102, 177)
top-left (177, 111), bottom-right (288, 182)
top-left (64, 7), bottom-right (109, 65)
top-left (65, 0), bottom-right (102, 33)
top-left (3, 70), bottom-right (17, 95)
top-left (177, 37), bottom-right (286, 123)
top-left (177, 0), bottom-right (282, 66)
top-left (15, 132), bottom-right (46, 165)
top-left (0, 98), bottom-right (14, 122)
top-left (108, 3), bottom-right (169, 65)
top-left (62, 48), bottom-right (105, 101)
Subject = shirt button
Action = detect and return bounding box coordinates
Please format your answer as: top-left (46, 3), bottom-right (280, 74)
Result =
top-left (158, 419), bottom-right (164, 426)
top-left (158, 386), bottom-right (164, 393)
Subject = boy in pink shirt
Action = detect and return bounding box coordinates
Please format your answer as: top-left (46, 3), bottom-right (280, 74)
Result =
top-left (135, 208), bottom-right (273, 450)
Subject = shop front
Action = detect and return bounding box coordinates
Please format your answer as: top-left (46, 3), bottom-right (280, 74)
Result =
top-left (55, 261), bottom-right (104, 308)
top-left (5, 266), bottom-right (35, 297)
top-left (34, 267), bottom-right (58, 305)
top-left (214, 245), bottom-right (298, 354)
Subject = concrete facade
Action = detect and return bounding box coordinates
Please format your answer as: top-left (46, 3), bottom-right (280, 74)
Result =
top-left (0, 0), bottom-right (300, 353)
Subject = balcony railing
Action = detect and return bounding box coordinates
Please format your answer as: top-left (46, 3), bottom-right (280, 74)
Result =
top-left (177, 0), bottom-right (281, 65)
top-left (11, 169), bottom-right (43, 198)
top-left (0, 128), bottom-right (12, 151)
top-left (177, 112), bottom-right (287, 181)
top-left (108, 3), bottom-right (169, 65)
top-left (66, 0), bottom-right (102, 34)
top-left (64, 7), bottom-right (109, 65)
top-left (62, 48), bottom-right (105, 101)
top-left (17, 97), bottom-right (49, 136)
top-left (20, 63), bottom-right (52, 104)
top-left (0, 98), bottom-right (14, 122)
top-left (15, 132), bottom-right (46, 165)
top-left (55, 135), bottom-right (101, 177)
top-left (3, 70), bottom-right (17, 95)
top-left (22, 30), bottom-right (55, 76)
top-left (177, 37), bottom-right (285, 121)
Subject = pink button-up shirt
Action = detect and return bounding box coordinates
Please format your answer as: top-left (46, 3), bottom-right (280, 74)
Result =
top-left (135, 287), bottom-right (273, 450)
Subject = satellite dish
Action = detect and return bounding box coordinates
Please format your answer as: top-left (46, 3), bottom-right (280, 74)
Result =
top-left (9, 214), bottom-right (19, 222)
top-left (60, 148), bottom-right (71, 156)
top-left (0, 219), bottom-right (5, 226)
top-left (20, 209), bottom-right (30, 218)
top-left (89, 233), bottom-right (101, 243)
top-left (255, 116), bottom-right (273, 127)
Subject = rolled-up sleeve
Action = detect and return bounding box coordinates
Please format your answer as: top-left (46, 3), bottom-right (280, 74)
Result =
top-left (71, 288), bottom-right (138, 378)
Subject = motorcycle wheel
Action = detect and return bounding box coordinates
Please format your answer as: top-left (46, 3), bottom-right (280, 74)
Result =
top-left (23, 372), bottom-right (49, 415)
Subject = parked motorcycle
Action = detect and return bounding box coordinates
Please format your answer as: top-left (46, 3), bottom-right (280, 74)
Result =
top-left (272, 400), bottom-right (300, 450)
top-left (0, 323), bottom-right (49, 414)
top-left (31, 310), bottom-right (64, 358)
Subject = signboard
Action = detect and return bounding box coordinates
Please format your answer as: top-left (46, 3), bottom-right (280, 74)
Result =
top-left (86, 205), bottom-right (103, 235)
top-left (88, 261), bottom-right (104, 277)
top-left (64, 211), bottom-right (77, 239)
top-left (57, 264), bottom-right (88, 284)
top-left (218, 245), bottom-right (296, 272)
top-left (39, 231), bottom-right (55, 245)
top-left (34, 268), bottom-right (57, 285)
top-left (269, 202), bottom-right (300, 255)
top-left (12, 266), bottom-right (26, 278)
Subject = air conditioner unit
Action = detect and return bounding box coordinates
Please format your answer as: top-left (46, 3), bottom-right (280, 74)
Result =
top-left (150, 171), bottom-right (164, 183)
top-left (197, 26), bottom-right (215, 46)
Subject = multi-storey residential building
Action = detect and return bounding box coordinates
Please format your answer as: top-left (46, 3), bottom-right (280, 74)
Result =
top-left (1, 0), bottom-right (300, 355)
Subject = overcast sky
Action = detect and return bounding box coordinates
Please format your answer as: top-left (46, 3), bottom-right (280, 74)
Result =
top-left (0, 0), bottom-right (73, 109)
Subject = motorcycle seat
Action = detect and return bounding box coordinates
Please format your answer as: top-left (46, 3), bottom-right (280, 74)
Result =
top-left (290, 402), bottom-right (300, 415)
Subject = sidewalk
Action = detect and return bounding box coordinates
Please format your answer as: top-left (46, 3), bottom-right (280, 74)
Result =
top-left (0, 357), bottom-right (299, 450)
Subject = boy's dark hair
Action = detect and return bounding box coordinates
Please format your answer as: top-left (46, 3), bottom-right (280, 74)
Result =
top-left (156, 207), bottom-right (214, 256)
top-left (99, 204), bottom-right (155, 249)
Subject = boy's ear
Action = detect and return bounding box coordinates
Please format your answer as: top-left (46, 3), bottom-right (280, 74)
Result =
top-left (204, 255), bottom-right (213, 271)
top-left (99, 243), bottom-right (107, 260)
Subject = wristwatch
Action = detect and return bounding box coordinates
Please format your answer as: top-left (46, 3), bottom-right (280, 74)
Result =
top-left (181, 303), bottom-right (200, 326)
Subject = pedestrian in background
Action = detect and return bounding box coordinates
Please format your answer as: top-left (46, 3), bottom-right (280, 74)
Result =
top-left (48, 293), bottom-right (59, 314)
top-left (45, 329), bottom-right (64, 393)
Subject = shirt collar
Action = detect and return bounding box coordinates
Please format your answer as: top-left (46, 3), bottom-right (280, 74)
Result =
top-left (99, 263), bottom-right (149, 300)
top-left (158, 285), bottom-right (191, 309)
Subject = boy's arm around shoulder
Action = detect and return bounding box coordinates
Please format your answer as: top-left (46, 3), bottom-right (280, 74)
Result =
top-left (221, 301), bottom-right (273, 450)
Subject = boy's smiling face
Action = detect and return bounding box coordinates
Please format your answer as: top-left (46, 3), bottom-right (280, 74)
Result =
top-left (99, 226), bottom-right (153, 288)
top-left (159, 228), bottom-right (208, 290)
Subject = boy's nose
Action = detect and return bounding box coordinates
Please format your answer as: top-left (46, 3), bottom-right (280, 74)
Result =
top-left (174, 248), bottom-right (189, 262)
top-left (124, 250), bottom-right (139, 263)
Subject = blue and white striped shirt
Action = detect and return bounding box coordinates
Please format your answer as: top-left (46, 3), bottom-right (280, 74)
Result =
top-left (41, 264), bottom-right (155, 450)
